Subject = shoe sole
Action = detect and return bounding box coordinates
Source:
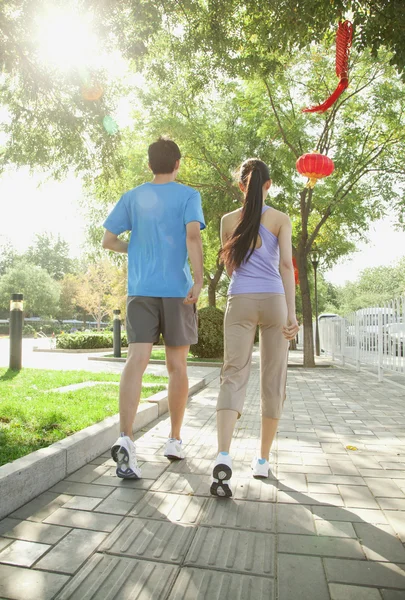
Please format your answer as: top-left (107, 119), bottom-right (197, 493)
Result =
top-left (164, 454), bottom-right (184, 460)
top-left (211, 463), bottom-right (232, 498)
top-left (111, 444), bottom-right (141, 479)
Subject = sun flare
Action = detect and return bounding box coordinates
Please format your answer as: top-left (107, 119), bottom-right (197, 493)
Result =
top-left (35, 8), bottom-right (99, 71)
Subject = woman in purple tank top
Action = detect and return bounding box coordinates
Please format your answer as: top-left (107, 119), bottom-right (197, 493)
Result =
top-left (210, 158), bottom-right (299, 498)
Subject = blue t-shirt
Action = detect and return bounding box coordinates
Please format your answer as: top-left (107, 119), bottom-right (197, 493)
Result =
top-left (103, 182), bottom-right (206, 297)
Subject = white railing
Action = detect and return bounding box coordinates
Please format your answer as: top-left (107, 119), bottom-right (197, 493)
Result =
top-left (320, 297), bottom-right (405, 381)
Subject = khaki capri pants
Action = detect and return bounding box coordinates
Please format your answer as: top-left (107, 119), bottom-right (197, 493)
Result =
top-left (217, 293), bottom-right (289, 419)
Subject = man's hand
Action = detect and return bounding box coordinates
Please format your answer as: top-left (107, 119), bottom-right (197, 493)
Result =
top-left (184, 282), bottom-right (203, 304)
top-left (282, 316), bottom-right (300, 340)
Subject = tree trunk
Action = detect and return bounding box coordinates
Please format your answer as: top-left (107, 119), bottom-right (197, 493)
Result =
top-left (208, 283), bottom-right (216, 307)
top-left (207, 263), bottom-right (224, 308)
top-left (297, 252), bottom-right (315, 367)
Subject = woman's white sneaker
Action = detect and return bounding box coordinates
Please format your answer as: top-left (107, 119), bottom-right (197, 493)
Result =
top-left (251, 457), bottom-right (270, 478)
top-left (210, 452), bottom-right (233, 498)
top-left (164, 438), bottom-right (185, 460)
top-left (111, 435), bottom-right (142, 479)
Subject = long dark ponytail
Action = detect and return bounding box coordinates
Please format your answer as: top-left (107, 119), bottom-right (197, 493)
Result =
top-left (221, 158), bottom-right (270, 271)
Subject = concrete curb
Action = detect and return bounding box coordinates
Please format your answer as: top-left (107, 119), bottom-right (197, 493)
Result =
top-left (33, 347), bottom-right (122, 354)
top-left (88, 355), bottom-right (223, 368)
top-left (0, 370), bottom-right (219, 520)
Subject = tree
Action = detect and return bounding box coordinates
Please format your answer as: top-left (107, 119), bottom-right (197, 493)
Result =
top-left (75, 259), bottom-right (120, 329)
top-left (25, 233), bottom-right (75, 280)
top-left (0, 237), bottom-right (17, 276)
top-left (337, 258), bottom-right (405, 313)
top-left (0, 261), bottom-right (60, 316)
top-left (57, 273), bottom-right (82, 319)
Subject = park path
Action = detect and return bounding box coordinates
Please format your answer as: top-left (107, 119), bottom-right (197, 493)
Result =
top-left (1, 358), bottom-right (405, 599)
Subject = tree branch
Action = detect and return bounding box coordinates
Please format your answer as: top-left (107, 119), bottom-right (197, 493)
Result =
top-left (263, 79), bottom-right (300, 159)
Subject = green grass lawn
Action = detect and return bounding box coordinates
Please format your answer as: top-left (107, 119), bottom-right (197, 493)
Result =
top-left (0, 368), bottom-right (167, 466)
top-left (107, 348), bottom-right (222, 362)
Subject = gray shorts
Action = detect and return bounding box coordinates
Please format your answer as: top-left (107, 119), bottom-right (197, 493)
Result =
top-left (126, 296), bottom-right (198, 346)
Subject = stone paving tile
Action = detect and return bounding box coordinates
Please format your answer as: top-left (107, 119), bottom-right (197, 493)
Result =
top-left (278, 554), bottom-right (329, 600)
top-left (365, 478), bottom-right (405, 498)
top-left (92, 496), bottom-right (135, 516)
top-left (35, 529), bottom-right (106, 574)
top-left (353, 522), bottom-right (405, 562)
top-left (324, 558), bottom-right (405, 589)
top-left (168, 567), bottom-right (275, 599)
top-left (106, 487), bottom-right (146, 505)
top-left (339, 485), bottom-right (380, 508)
top-left (0, 539), bottom-right (50, 567)
top-left (277, 490), bottom-right (345, 506)
top-left (101, 516), bottom-right (195, 564)
top-left (0, 564), bottom-right (69, 600)
top-left (276, 504), bottom-right (316, 535)
top-left (92, 474), bottom-right (154, 489)
top-left (56, 553), bottom-right (178, 600)
top-left (185, 526), bottom-right (275, 576)
top-left (130, 491), bottom-right (207, 524)
top-left (9, 493), bottom-right (73, 523)
top-left (150, 472), bottom-right (212, 496)
top-left (383, 511), bottom-right (405, 543)
top-left (201, 497), bottom-right (275, 532)
top-left (44, 508), bottom-right (122, 532)
top-left (311, 506), bottom-right (388, 524)
top-left (381, 590), bottom-right (405, 600)
top-left (62, 496), bottom-right (102, 511)
top-left (0, 518), bottom-right (70, 544)
top-left (314, 520), bottom-right (356, 538)
top-left (65, 464), bottom-right (109, 483)
top-left (0, 538), bottom-right (12, 552)
top-left (49, 481), bottom-right (114, 498)
top-left (278, 533), bottom-right (365, 559)
top-left (377, 498), bottom-right (405, 510)
top-left (329, 583), bottom-right (382, 599)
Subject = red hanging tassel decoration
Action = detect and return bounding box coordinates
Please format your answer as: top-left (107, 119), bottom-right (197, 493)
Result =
top-left (292, 257), bottom-right (299, 286)
top-left (302, 20), bottom-right (353, 113)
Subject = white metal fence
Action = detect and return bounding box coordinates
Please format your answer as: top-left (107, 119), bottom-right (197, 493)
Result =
top-left (320, 297), bottom-right (405, 381)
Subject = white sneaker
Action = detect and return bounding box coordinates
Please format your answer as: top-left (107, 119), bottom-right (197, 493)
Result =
top-left (111, 435), bottom-right (142, 479)
top-left (251, 457), bottom-right (270, 478)
top-left (164, 438), bottom-right (185, 460)
top-left (210, 452), bottom-right (233, 498)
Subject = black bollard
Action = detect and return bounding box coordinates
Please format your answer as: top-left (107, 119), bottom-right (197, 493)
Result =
top-left (113, 309), bottom-right (121, 358)
top-left (9, 293), bottom-right (24, 370)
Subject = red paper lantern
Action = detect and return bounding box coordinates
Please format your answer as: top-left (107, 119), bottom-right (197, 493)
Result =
top-left (296, 152), bottom-right (334, 188)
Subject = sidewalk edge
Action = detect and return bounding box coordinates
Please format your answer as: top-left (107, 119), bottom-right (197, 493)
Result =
top-left (0, 369), bottom-right (219, 520)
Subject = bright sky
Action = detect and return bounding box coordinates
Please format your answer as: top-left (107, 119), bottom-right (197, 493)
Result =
top-left (1, 169), bottom-right (404, 284)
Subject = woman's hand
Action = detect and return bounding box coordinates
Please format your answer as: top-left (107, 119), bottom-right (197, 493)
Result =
top-left (282, 316), bottom-right (300, 340)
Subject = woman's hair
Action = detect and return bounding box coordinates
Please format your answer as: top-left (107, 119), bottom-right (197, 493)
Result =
top-left (221, 158), bottom-right (270, 271)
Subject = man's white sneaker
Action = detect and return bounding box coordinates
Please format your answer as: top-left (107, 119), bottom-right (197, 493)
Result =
top-left (164, 438), bottom-right (185, 460)
top-left (111, 435), bottom-right (142, 479)
top-left (210, 452), bottom-right (233, 498)
top-left (251, 457), bottom-right (270, 478)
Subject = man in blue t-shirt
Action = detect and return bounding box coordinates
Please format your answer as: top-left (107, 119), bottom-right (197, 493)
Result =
top-left (103, 137), bottom-right (205, 479)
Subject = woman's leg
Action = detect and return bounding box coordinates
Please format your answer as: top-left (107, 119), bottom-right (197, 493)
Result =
top-left (216, 295), bottom-right (257, 453)
top-left (260, 417), bottom-right (279, 460)
top-left (217, 409), bottom-right (239, 453)
top-left (259, 295), bottom-right (289, 459)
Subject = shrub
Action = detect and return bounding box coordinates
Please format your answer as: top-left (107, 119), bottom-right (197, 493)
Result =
top-left (23, 324), bottom-right (36, 336)
top-left (190, 306), bottom-right (224, 359)
top-left (0, 323), bottom-right (9, 335)
top-left (57, 331), bottom-right (128, 350)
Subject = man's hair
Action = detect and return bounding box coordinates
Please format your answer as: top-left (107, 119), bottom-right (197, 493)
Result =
top-left (148, 136), bottom-right (181, 174)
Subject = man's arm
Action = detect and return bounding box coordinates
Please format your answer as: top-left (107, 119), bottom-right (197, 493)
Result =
top-left (102, 230), bottom-right (128, 254)
top-left (184, 221), bottom-right (203, 304)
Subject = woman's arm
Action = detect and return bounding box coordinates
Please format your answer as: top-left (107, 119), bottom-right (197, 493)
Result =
top-left (220, 215), bottom-right (234, 277)
top-left (278, 215), bottom-right (300, 340)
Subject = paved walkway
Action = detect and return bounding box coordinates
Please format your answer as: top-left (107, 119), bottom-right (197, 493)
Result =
top-left (1, 361), bottom-right (405, 599)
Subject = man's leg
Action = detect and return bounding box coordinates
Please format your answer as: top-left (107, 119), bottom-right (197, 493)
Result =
top-left (165, 345), bottom-right (189, 440)
top-left (119, 342), bottom-right (153, 438)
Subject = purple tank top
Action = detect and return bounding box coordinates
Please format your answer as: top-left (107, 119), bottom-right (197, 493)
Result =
top-left (228, 206), bottom-right (285, 295)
